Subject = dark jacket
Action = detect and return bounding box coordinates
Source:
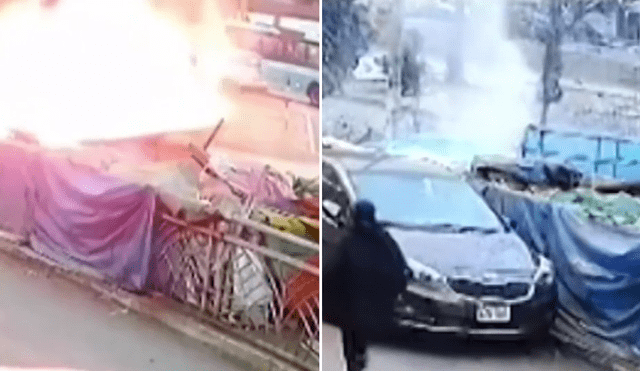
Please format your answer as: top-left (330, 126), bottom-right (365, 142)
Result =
top-left (323, 218), bottom-right (408, 333)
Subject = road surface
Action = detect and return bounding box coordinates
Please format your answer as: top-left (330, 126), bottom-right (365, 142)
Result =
top-left (322, 324), bottom-right (603, 371)
top-left (0, 248), bottom-right (247, 371)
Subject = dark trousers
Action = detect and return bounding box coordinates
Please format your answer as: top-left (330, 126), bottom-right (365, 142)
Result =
top-left (342, 327), bottom-right (367, 371)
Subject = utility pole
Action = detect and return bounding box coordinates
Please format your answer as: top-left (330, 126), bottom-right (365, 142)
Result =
top-left (540, 0), bottom-right (563, 127)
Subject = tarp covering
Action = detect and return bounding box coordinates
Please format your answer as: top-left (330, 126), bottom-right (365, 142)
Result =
top-left (200, 151), bottom-right (319, 217)
top-left (550, 189), bottom-right (640, 229)
top-left (0, 141), bottom-right (320, 314)
top-left (0, 144), bottom-right (159, 292)
top-left (30, 158), bottom-right (157, 292)
top-left (0, 144), bottom-right (33, 236)
top-left (474, 180), bottom-right (640, 353)
top-left (472, 154), bottom-right (583, 191)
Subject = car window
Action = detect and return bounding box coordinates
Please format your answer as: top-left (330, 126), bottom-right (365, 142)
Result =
top-left (350, 172), bottom-right (503, 229)
top-left (308, 44), bottom-right (320, 69)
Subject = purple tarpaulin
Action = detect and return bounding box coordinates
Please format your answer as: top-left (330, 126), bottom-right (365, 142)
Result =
top-left (0, 144), bottom-right (32, 236)
top-left (0, 144), bottom-right (160, 292)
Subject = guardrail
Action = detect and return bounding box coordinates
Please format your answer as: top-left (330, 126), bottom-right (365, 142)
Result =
top-left (156, 211), bottom-right (319, 368)
top-left (156, 125), bottom-right (320, 368)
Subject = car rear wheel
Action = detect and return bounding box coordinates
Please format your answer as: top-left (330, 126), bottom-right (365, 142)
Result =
top-left (307, 82), bottom-right (320, 107)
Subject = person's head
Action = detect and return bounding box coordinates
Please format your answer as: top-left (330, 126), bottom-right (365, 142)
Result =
top-left (353, 200), bottom-right (376, 229)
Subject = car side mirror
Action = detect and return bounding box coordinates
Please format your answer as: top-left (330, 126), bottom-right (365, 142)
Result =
top-left (322, 199), bottom-right (341, 220)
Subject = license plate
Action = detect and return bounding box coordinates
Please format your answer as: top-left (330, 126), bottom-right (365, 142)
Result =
top-left (476, 303), bottom-right (511, 323)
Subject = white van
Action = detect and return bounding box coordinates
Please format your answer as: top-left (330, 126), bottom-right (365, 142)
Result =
top-left (352, 51), bottom-right (390, 83)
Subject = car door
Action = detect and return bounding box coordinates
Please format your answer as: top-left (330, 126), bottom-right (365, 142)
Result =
top-left (322, 159), bottom-right (352, 247)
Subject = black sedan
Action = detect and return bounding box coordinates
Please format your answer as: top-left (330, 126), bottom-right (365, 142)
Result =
top-left (322, 154), bottom-right (557, 340)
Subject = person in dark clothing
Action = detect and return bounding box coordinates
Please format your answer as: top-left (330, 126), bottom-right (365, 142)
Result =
top-left (323, 200), bottom-right (409, 371)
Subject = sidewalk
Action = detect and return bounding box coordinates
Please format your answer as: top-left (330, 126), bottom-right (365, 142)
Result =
top-left (0, 234), bottom-right (315, 371)
top-left (321, 324), bottom-right (347, 371)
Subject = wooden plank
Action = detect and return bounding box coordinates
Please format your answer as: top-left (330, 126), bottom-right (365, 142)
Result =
top-left (189, 143), bottom-right (209, 168)
top-left (204, 118), bottom-right (225, 151)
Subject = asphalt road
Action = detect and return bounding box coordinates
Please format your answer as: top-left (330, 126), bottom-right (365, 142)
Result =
top-left (0, 249), bottom-right (246, 371)
top-left (322, 323), bottom-right (604, 371)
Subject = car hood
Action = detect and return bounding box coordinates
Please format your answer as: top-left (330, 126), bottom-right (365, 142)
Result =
top-left (386, 227), bottom-right (536, 281)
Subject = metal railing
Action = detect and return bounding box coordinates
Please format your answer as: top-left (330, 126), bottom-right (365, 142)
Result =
top-left (166, 124), bottom-right (320, 368)
top-left (156, 210), bottom-right (319, 368)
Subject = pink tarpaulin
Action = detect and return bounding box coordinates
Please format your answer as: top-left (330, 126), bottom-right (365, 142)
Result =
top-left (0, 142), bottom-right (317, 297)
top-left (0, 143), bottom-right (158, 292)
top-left (0, 144), bottom-right (33, 236)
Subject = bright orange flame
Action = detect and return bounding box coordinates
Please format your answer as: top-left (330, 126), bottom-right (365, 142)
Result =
top-left (0, 0), bottom-right (232, 149)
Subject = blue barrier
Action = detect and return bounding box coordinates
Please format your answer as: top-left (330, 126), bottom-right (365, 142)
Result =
top-left (522, 125), bottom-right (640, 182)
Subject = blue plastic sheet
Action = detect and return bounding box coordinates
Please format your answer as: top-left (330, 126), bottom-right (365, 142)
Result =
top-left (473, 157), bottom-right (582, 190)
top-left (475, 180), bottom-right (640, 350)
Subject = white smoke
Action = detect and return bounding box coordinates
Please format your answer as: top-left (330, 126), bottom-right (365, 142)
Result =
top-left (0, 0), bottom-right (232, 148)
top-left (420, 0), bottom-right (538, 157)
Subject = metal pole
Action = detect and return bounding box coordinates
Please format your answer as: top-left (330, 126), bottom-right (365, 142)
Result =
top-left (200, 222), bottom-right (215, 312)
top-left (306, 110), bottom-right (316, 153)
top-left (386, 0), bottom-right (404, 142)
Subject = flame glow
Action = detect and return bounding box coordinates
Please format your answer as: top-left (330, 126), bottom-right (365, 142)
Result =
top-left (0, 0), bottom-right (232, 149)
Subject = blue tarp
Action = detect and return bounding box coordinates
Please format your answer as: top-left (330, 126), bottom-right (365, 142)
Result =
top-left (473, 157), bottom-right (583, 190)
top-left (475, 180), bottom-right (640, 351)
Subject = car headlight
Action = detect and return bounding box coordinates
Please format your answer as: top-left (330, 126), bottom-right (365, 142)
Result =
top-left (407, 258), bottom-right (450, 292)
top-left (534, 254), bottom-right (555, 286)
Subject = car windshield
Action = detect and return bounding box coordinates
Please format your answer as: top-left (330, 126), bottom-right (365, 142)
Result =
top-left (350, 172), bottom-right (503, 231)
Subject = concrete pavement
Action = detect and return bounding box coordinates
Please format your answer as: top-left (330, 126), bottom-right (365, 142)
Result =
top-left (0, 246), bottom-right (247, 371)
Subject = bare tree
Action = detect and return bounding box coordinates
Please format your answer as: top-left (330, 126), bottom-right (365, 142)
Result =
top-left (541, 0), bottom-right (564, 126)
top-left (539, 0), bottom-right (623, 125)
top-left (322, 0), bottom-right (370, 97)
